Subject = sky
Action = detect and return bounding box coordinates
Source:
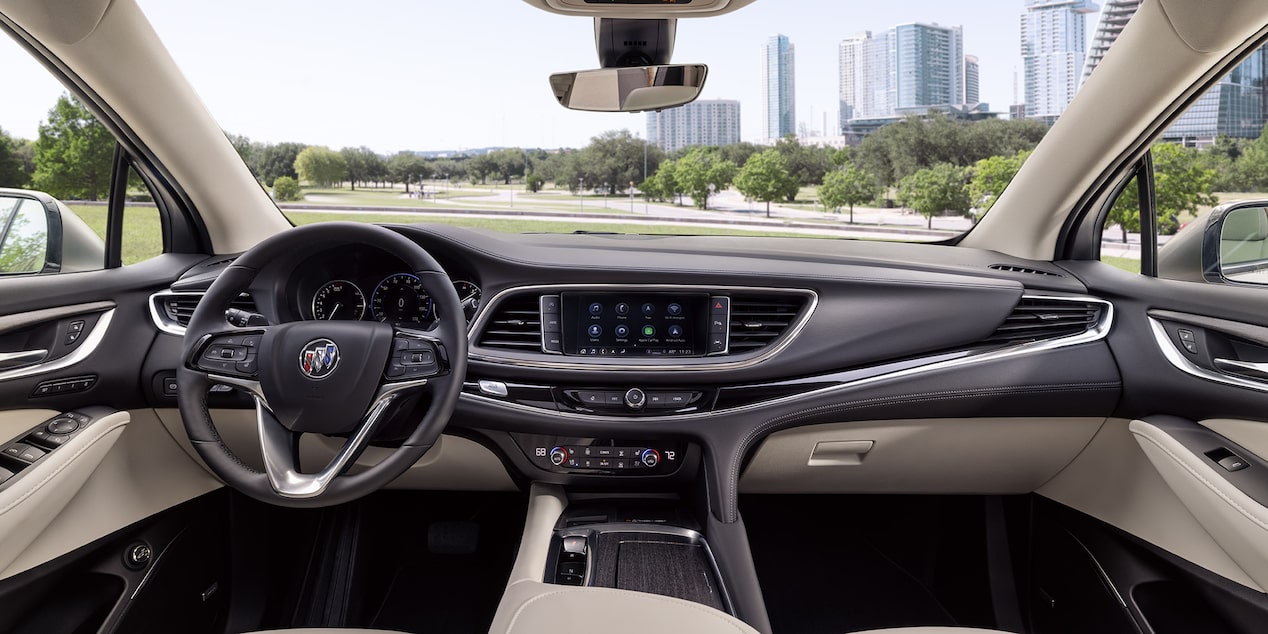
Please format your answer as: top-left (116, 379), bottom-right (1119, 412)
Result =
top-left (0, 1), bottom-right (1076, 153)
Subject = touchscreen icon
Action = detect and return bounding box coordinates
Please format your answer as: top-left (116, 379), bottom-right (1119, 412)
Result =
top-left (588, 324), bottom-right (603, 337)
top-left (668, 303), bottom-right (683, 316)
top-left (668, 325), bottom-right (683, 337)
top-left (589, 302), bottom-right (603, 315)
top-left (641, 303), bottom-right (656, 316)
top-left (615, 302), bottom-right (630, 315)
top-left (615, 324), bottom-right (630, 338)
top-left (641, 325), bottom-right (656, 337)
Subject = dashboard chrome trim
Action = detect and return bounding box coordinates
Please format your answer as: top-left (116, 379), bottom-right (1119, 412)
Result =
top-left (461, 293), bottom-right (1115, 420)
top-left (148, 290), bottom-right (202, 336)
top-left (469, 284), bottom-right (819, 372)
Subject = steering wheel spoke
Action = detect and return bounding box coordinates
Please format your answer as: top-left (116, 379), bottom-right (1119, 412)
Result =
top-left (385, 327), bottom-right (449, 383)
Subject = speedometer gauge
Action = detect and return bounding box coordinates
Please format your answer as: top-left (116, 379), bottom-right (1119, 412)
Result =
top-left (372, 274), bottom-right (433, 324)
top-left (312, 280), bottom-right (366, 320)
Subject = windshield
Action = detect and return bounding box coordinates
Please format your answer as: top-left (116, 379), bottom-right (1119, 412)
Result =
top-left (0, 0), bottom-right (1239, 254)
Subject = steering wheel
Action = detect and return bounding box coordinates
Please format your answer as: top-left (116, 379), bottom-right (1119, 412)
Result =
top-left (176, 223), bottom-right (468, 507)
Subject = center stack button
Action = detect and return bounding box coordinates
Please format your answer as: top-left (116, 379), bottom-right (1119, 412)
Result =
top-left (624, 388), bottom-right (646, 410)
top-left (541, 295), bottom-right (562, 353)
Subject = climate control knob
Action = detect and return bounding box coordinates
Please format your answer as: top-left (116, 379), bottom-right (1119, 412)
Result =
top-left (549, 447), bottom-right (569, 466)
top-left (640, 448), bottom-right (661, 468)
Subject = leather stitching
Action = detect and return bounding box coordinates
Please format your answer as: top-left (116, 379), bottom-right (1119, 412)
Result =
top-left (725, 381), bottom-right (1122, 521)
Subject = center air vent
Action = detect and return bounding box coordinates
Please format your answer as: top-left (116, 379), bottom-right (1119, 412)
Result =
top-left (476, 295), bottom-right (543, 351)
top-left (984, 296), bottom-right (1105, 344)
top-left (727, 294), bottom-right (809, 353)
top-left (160, 293), bottom-right (257, 327)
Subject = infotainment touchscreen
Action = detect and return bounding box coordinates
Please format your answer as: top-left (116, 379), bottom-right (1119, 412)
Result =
top-left (559, 292), bottom-right (711, 357)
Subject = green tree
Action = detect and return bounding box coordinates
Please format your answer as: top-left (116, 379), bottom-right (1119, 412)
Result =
top-left (641, 159), bottom-right (682, 204)
top-left (0, 127), bottom-right (29, 188)
top-left (293, 146), bottom-right (346, 188)
top-left (31, 95), bottom-right (115, 200)
top-left (734, 149), bottom-right (795, 217)
top-left (387, 152), bottom-right (430, 193)
top-left (774, 135), bottom-right (834, 199)
top-left (967, 149), bottom-right (1031, 221)
top-left (856, 114), bottom-right (1048, 187)
top-left (819, 165), bottom-right (880, 223)
top-left (897, 163), bottom-right (970, 229)
top-left (674, 148), bottom-right (736, 210)
top-left (249, 142), bottom-right (303, 187)
top-left (578, 131), bottom-right (663, 194)
top-left (1107, 143), bottom-right (1219, 242)
top-left (341, 146), bottom-right (382, 190)
top-left (271, 175), bottom-right (302, 202)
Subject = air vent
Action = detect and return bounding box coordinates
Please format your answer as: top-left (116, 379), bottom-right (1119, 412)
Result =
top-left (984, 297), bottom-right (1104, 344)
top-left (161, 293), bottom-right (256, 327)
top-left (988, 264), bottom-right (1062, 277)
top-left (727, 294), bottom-right (809, 354)
top-left (477, 295), bottom-right (543, 351)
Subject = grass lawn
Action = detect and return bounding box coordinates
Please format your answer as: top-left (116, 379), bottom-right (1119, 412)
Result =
top-left (1102, 256), bottom-right (1141, 274)
top-left (67, 204), bottom-right (163, 265)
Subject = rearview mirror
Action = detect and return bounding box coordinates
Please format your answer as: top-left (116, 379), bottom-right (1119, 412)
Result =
top-left (549, 64), bottom-right (707, 113)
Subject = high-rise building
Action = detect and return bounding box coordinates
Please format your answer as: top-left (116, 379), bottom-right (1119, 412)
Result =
top-left (839, 24), bottom-right (976, 131)
top-left (761, 34), bottom-right (796, 142)
top-left (1082, 0), bottom-right (1141, 84)
top-left (963, 54), bottom-right (980, 104)
top-left (894, 23), bottom-right (963, 111)
top-left (646, 99), bottom-right (742, 153)
top-left (1021, 0), bottom-right (1098, 123)
top-left (1082, 0), bottom-right (1267, 145)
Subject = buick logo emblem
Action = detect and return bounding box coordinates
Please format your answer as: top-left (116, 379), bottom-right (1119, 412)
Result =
top-left (300, 339), bottom-right (339, 379)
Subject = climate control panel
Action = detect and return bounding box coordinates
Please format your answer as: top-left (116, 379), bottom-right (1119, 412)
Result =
top-left (512, 434), bottom-right (686, 476)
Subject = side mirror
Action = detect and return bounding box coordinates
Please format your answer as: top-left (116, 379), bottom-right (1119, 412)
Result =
top-left (549, 64), bottom-right (707, 113)
top-left (1212, 203), bottom-right (1268, 284)
top-left (0, 189), bottom-right (104, 275)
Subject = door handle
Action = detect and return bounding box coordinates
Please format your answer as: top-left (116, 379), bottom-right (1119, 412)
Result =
top-left (1213, 357), bottom-right (1268, 381)
top-left (0, 349), bottom-right (48, 370)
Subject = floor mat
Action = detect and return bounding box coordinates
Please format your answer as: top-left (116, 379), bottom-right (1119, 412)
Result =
top-left (742, 494), bottom-right (998, 634)
top-left (359, 491), bottom-right (527, 634)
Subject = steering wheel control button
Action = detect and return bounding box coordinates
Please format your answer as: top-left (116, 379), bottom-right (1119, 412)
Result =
top-left (387, 337), bottom-right (441, 380)
top-left (624, 388), bottom-right (646, 409)
top-left (549, 447), bottom-right (569, 466)
top-left (47, 418), bottom-right (79, 434)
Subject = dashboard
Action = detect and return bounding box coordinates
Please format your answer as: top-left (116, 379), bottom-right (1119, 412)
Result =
top-left (152, 224), bottom-right (1123, 499)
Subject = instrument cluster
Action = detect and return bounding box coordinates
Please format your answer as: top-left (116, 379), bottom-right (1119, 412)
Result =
top-left (292, 248), bottom-right (480, 325)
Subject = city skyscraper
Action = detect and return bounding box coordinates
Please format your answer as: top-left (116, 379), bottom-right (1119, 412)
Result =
top-left (839, 24), bottom-right (975, 131)
top-left (963, 54), bottom-right (980, 104)
top-left (1083, 0), bottom-right (1141, 84)
top-left (1021, 0), bottom-right (1098, 123)
top-left (1082, 0), bottom-right (1267, 145)
top-left (646, 99), bottom-right (742, 153)
top-left (761, 34), bottom-right (796, 142)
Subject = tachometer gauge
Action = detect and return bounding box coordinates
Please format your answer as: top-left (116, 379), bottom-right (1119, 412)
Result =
top-left (372, 273), bottom-right (433, 324)
top-left (312, 280), bottom-right (366, 320)
top-left (452, 280), bottom-right (481, 322)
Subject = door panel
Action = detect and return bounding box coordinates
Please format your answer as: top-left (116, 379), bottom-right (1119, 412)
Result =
top-left (1131, 417), bottom-right (1268, 592)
